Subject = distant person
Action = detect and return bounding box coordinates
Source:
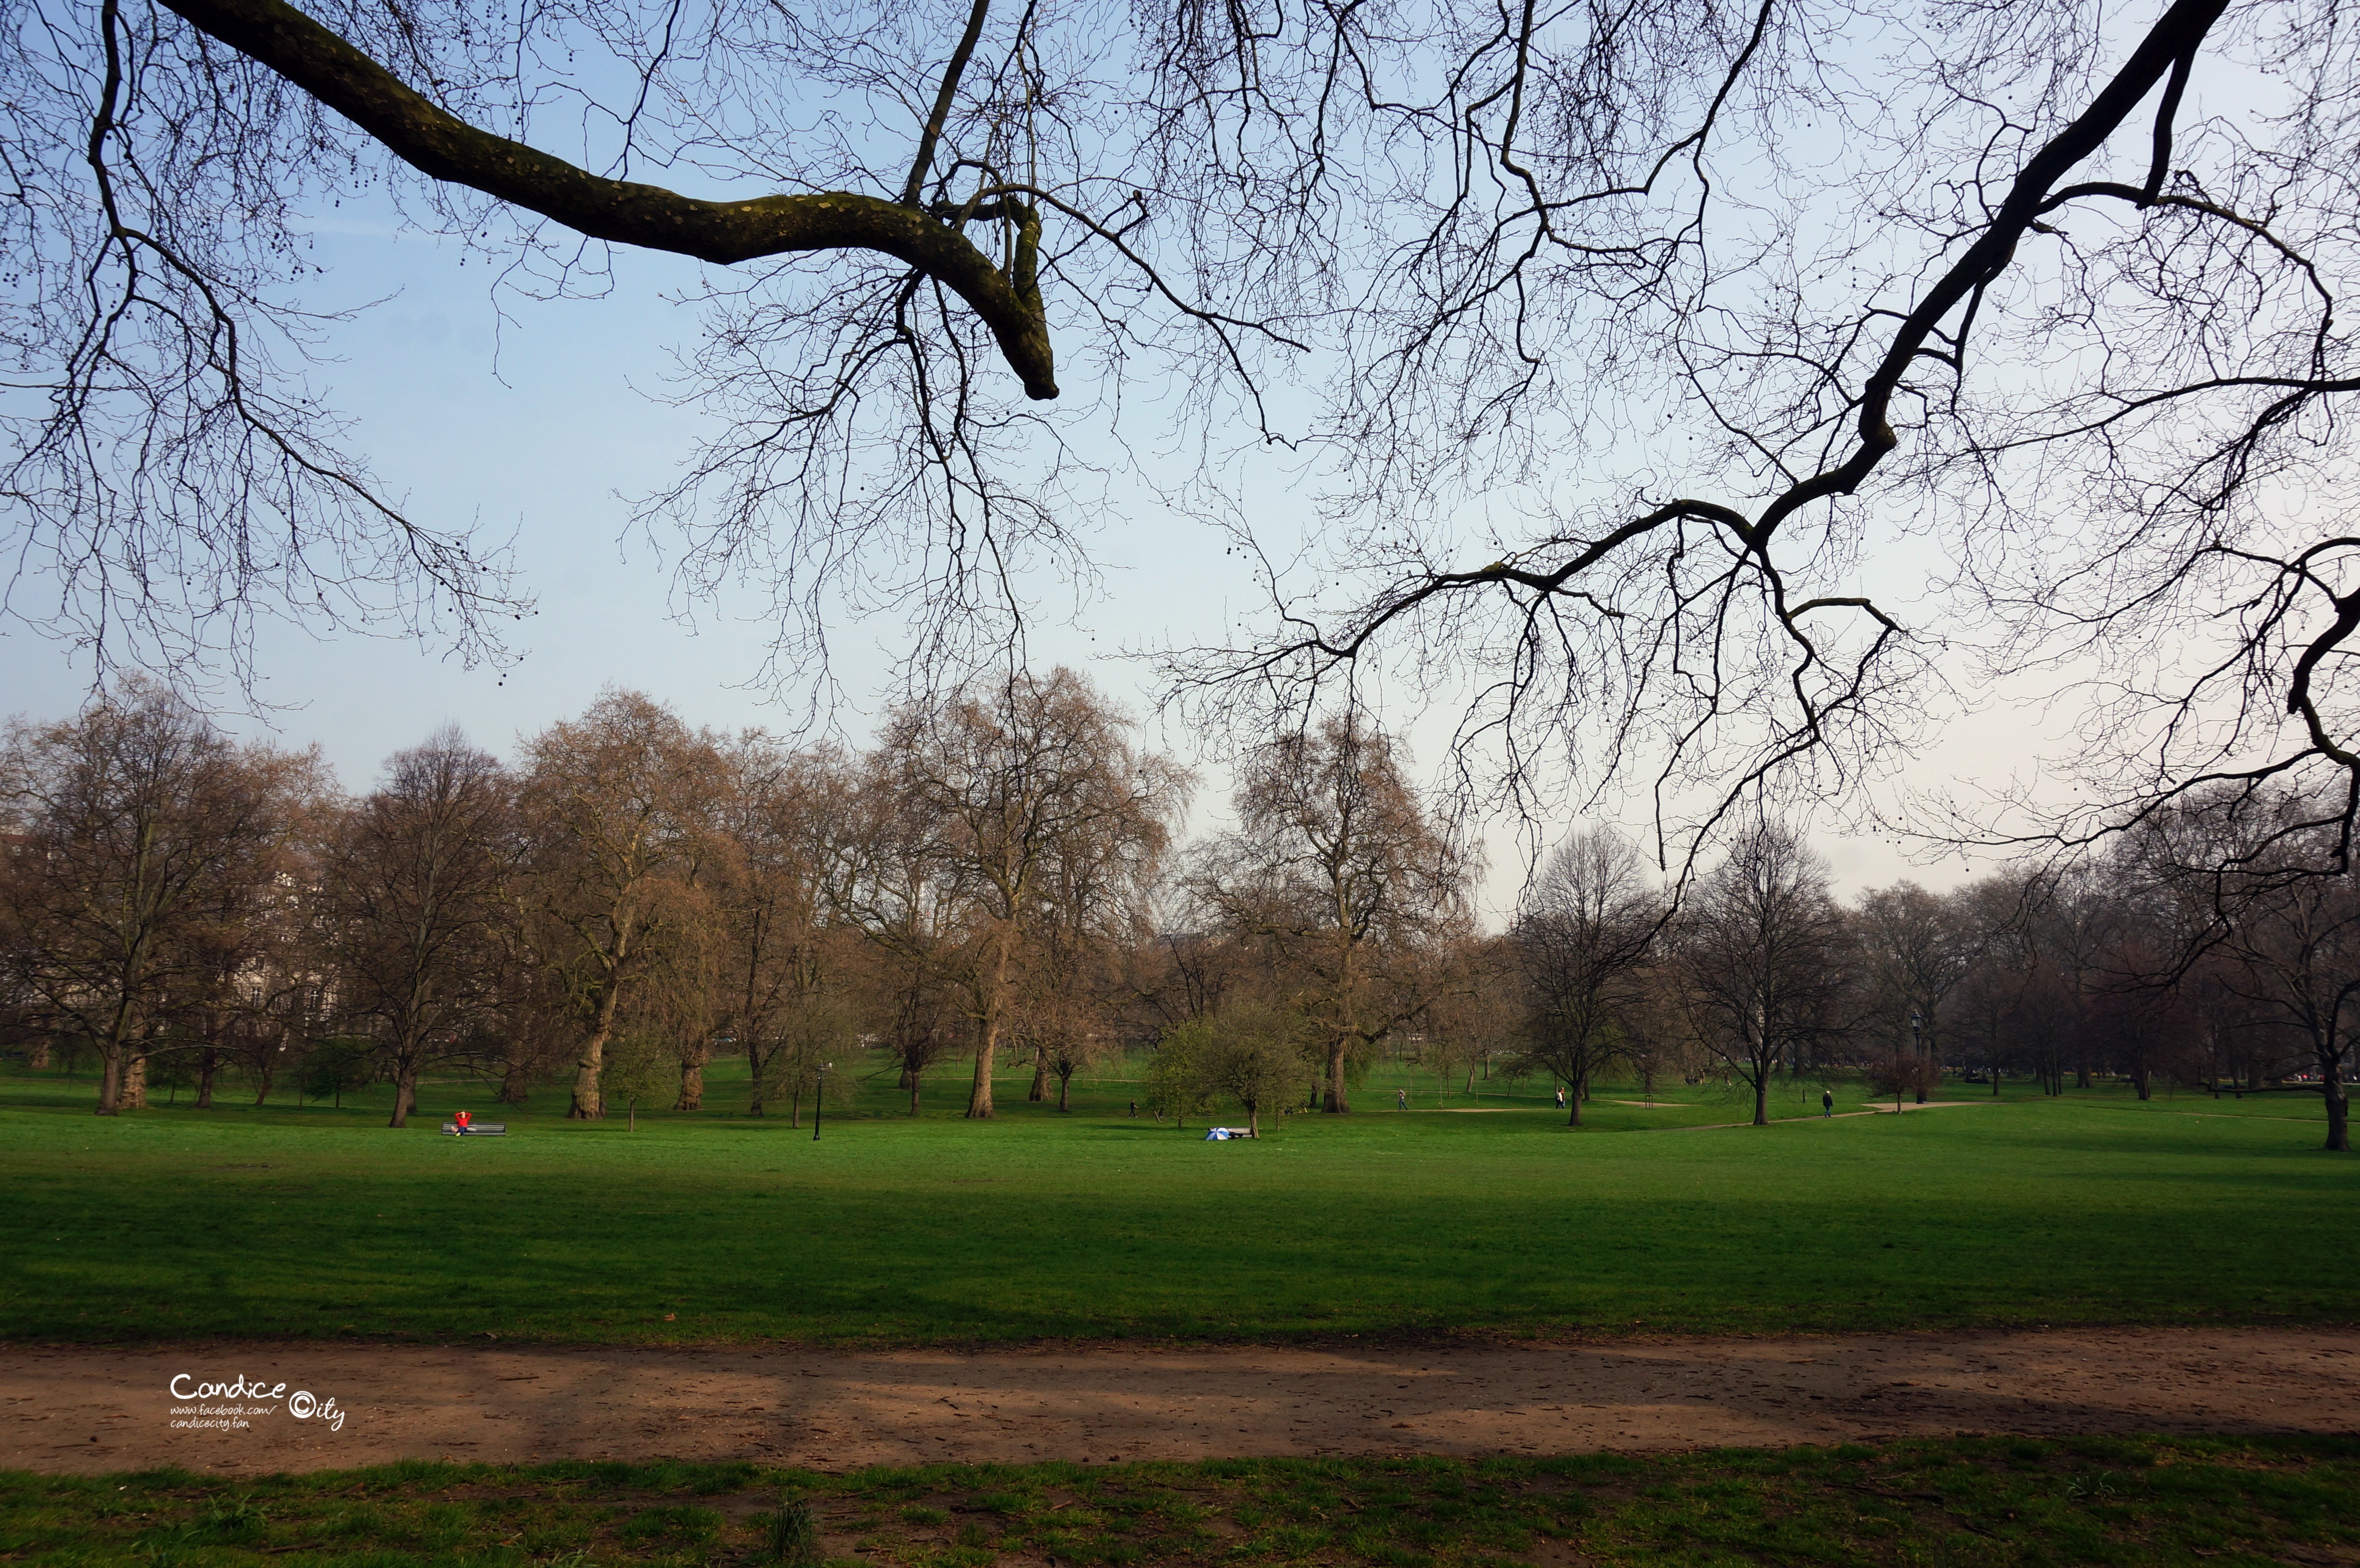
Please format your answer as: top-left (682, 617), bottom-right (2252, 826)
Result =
top-left (454, 1109), bottom-right (470, 1132)
top-left (1129, 1100), bottom-right (1138, 1118)
top-left (1555, 1086), bottom-right (1566, 1110)
top-left (1821, 1088), bottom-right (1833, 1118)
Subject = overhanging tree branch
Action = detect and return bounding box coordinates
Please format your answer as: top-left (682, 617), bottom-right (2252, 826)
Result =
top-left (154, 0), bottom-right (1059, 399)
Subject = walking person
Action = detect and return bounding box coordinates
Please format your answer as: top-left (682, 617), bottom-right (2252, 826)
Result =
top-left (1397, 1088), bottom-right (1408, 1111)
top-left (1821, 1087), bottom-right (1833, 1118)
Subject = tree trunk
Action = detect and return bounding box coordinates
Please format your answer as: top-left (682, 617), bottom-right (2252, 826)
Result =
top-left (27, 1037), bottom-right (50, 1070)
top-left (121, 1054), bottom-right (148, 1109)
top-left (389, 1065), bottom-right (418, 1128)
top-left (789, 1082), bottom-right (801, 1129)
top-left (1029, 1049), bottom-right (1050, 1102)
top-left (1056, 1070), bottom-right (1071, 1111)
top-left (569, 1009), bottom-right (615, 1120)
top-left (909, 1072), bottom-right (922, 1116)
top-left (968, 940), bottom-right (1011, 1120)
top-left (675, 1052), bottom-right (706, 1112)
top-left (749, 1043), bottom-right (771, 1116)
top-left (1322, 1038), bottom-right (1350, 1113)
top-left (1752, 1071), bottom-right (1769, 1127)
top-left (498, 1057), bottom-right (533, 1104)
top-left (2322, 1042), bottom-right (2349, 1153)
top-left (195, 1048), bottom-right (219, 1110)
top-left (96, 1050), bottom-right (125, 1115)
top-left (1248, 1100), bottom-right (1260, 1138)
top-left (967, 1013), bottom-right (1000, 1120)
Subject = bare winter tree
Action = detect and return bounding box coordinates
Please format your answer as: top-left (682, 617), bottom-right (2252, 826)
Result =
top-left (1165, 0), bottom-right (2360, 900)
top-left (1850, 883), bottom-right (1979, 1102)
top-left (1191, 715), bottom-right (1473, 1114)
top-left (1, 0), bottom-right (1331, 697)
top-left (516, 689), bottom-right (723, 1119)
top-left (0, 680), bottom-right (317, 1114)
top-left (821, 745), bottom-right (967, 1116)
top-left (1507, 828), bottom-right (1661, 1127)
top-left (875, 666), bottom-right (1184, 1118)
top-left (1671, 821), bottom-right (1848, 1127)
top-left (2135, 789), bottom-right (2360, 1150)
top-left (318, 726), bottom-right (518, 1127)
top-left (706, 736), bottom-right (848, 1117)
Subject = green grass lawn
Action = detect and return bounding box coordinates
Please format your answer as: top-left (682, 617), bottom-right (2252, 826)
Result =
top-left (2, 1054), bottom-right (2353, 1345)
top-left (4, 1435), bottom-right (2355, 1567)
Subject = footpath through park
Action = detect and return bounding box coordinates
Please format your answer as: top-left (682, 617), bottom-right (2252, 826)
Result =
top-left (5, 1326), bottom-right (2355, 1475)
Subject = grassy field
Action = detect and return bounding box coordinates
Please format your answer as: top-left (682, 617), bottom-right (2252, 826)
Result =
top-left (3, 1434), bottom-right (2355, 1567)
top-left (4, 1051), bottom-right (2353, 1346)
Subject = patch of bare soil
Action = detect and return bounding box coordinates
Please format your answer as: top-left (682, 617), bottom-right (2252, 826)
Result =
top-left (4, 1326), bottom-right (2352, 1477)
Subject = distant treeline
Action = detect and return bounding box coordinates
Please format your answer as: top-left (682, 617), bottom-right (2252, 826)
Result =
top-left (4, 676), bottom-right (2354, 1147)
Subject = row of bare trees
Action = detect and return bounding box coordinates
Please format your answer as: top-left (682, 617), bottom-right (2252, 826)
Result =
top-left (0, 674), bottom-right (1182, 1124)
top-left (1500, 813), bottom-right (2359, 1150)
top-left (0, 680), bottom-right (1484, 1125)
top-left (7, 682), bottom-right (2354, 1148)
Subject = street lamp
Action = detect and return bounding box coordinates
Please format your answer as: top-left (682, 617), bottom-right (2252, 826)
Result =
top-left (812, 1062), bottom-right (833, 1142)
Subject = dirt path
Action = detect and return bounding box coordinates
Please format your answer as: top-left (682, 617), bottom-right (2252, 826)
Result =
top-left (6, 1327), bottom-right (2354, 1476)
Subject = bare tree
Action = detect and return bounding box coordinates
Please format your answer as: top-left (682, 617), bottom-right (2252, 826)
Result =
top-left (0, 681), bottom-right (316, 1114)
top-left (318, 727), bottom-right (518, 1127)
top-left (862, 936), bottom-right (964, 1119)
top-left (5, 0), bottom-right (1340, 700)
top-left (1671, 821), bottom-right (1847, 1127)
top-left (1192, 715), bottom-right (1473, 1114)
top-left (1152, 0), bottom-right (2360, 909)
top-left (1422, 942), bottom-right (1520, 1101)
top-left (705, 737), bottom-right (847, 1117)
top-left (516, 689), bottom-right (722, 1120)
top-left (2140, 790), bottom-right (2360, 1149)
top-left (878, 667), bottom-right (1184, 1118)
top-left (1851, 883), bottom-right (1979, 1101)
top-left (1508, 829), bottom-right (1660, 1126)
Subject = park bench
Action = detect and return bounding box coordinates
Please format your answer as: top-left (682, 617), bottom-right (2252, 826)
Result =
top-left (440, 1122), bottom-right (507, 1136)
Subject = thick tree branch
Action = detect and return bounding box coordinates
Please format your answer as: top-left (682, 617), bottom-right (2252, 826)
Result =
top-left (155, 0), bottom-right (1058, 399)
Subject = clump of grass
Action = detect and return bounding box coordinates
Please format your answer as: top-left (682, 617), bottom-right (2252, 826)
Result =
top-left (762, 1492), bottom-right (822, 1566)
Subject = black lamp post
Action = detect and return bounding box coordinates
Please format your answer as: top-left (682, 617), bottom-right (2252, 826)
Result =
top-left (1905, 1009), bottom-right (1923, 1114)
top-left (812, 1062), bottom-right (832, 1142)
